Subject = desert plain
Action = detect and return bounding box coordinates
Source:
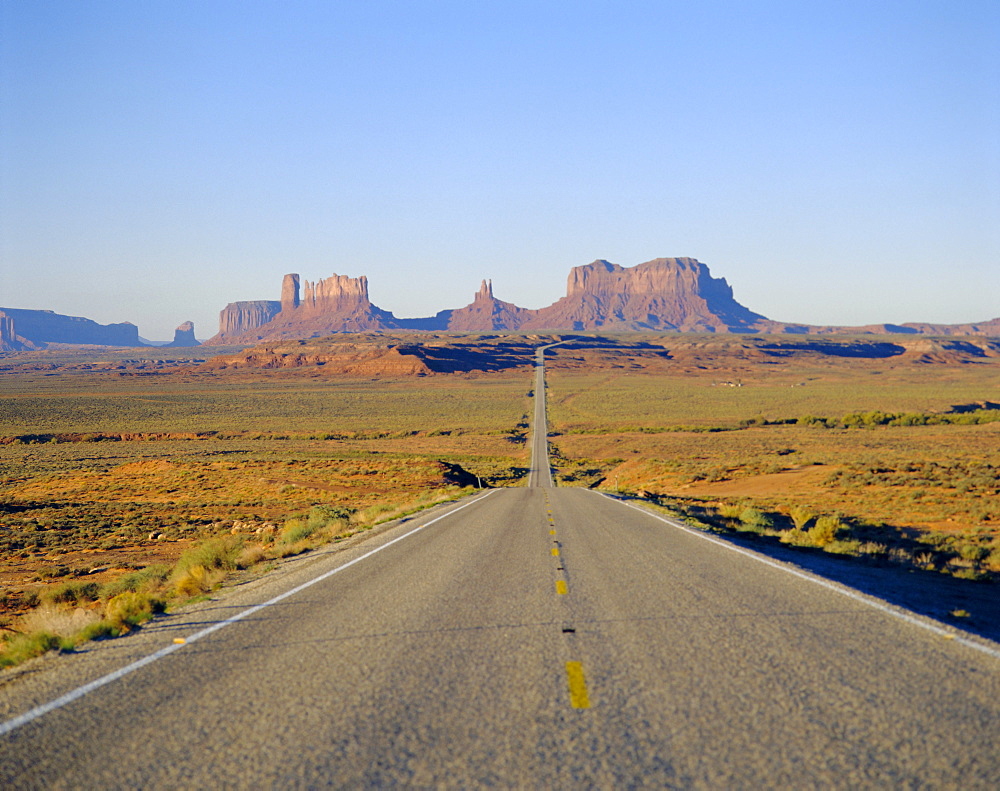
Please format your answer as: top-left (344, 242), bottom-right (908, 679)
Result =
top-left (1, 331), bottom-right (998, 664)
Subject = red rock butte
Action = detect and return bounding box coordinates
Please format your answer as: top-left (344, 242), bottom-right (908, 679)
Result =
top-left (203, 257), bottom-right (771, 344)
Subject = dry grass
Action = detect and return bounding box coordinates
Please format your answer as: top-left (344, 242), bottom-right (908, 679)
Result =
top-left (545, 341), bottom-right (1000, 581)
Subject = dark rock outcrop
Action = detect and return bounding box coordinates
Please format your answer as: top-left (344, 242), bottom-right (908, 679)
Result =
top-left (0, 308), bottom-right (142, 347)
top-left (0, 311), bottom-right (32, 351)
top-left (165, 321), bottom-right (199, 347)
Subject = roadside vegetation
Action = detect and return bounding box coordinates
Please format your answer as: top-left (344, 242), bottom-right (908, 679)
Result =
top-left (0, 495), bottom-right (476, 668)
top-left (546, 339), bottom-right (1000, 584)
top-left (0, 356), bottom-right (533, 670)
top-left (4, 332), bottom-right (999, 667)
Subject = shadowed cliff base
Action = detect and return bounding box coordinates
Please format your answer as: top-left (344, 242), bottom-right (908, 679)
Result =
top-left (185, 332), bottom-right (1000, 379)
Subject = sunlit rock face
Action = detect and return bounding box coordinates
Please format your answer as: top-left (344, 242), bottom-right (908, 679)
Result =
top-left (445, 280), bottom-right (533, 331)
top-left (211, 301), bottom-right (282, 343)
top-left (520, 258), bottom-right (766, 332)
top-left (203, 258), bottom-right (774, 343)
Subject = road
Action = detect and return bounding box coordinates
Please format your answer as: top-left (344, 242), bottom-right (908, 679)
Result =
top-left (527, 342), bottom-right (559, 489)
top-left (1, 345), bottom-right (999, 787)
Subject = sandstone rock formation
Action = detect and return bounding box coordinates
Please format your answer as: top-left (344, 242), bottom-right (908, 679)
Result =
top-left (204, 273), bottom-right (401, 344)
top-left (280, 273), bottom-right (300, 311)
top-left (0, 307), bottom-right (142, 347)
top-left (446, 280), bottom-right (533, 331)
top-left (202, 258), bottom-right (1000, 345)
top-left (521, 258), bottom-right (766, 331)
top-left (165, 321), bottom-right (199, 347)
top-left (214, 300), bottom-right (282, 343)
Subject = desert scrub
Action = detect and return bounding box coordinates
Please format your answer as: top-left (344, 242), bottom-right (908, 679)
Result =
top-left (104, 591), bottom-right (165, 631)
top-left (99, 565), bottom-right (170, 598)
top-left (789, 505), bottom-right (816, 531)
top-left (40, 580), bottom-right (101, 607)
top-left (169, 536), bottom-right (244, 597)
top-left (273, 505), bottom-right (352, 556)
top-left (0, 631), bottom-right (66, 669)
top-left (738, 507), bottom-right (773, 534)
top-left (807, 516), bottom-right (845, 547)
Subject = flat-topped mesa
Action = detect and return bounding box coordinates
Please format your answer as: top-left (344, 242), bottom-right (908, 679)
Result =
top-left (0, 307), bottom-right (142, 346)
top-left (523, 257), bottom-right (766, 331)
top-left (299, 273), bottom-right (372, 313)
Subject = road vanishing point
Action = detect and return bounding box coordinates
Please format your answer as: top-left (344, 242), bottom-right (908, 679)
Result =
top-left (1, 343), bottom-right (999, 787)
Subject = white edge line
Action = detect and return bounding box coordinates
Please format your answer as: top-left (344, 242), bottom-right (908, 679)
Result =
top-left (597, 492), bottom-right (1000, 662)
top-left (0, 490), bottom-right (497, 738)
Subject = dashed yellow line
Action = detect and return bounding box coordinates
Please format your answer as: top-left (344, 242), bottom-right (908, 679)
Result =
top-left (565, 661), bottom-right (591, 709)
top-left (549, 529), bottom-right (556, 535)
top-left (551, 547), bottom-right (559, 557)
top-left (555, 579), bottom-right (568, 595)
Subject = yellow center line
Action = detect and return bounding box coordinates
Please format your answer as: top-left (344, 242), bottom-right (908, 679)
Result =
top-left (565, 661), bottom-right (591, 709)
top-left (551, 547), bottom-right (559, 557)
top-left (555, 579), bottom-right (568, 595)
top-left (549, 529), bottom-right (556, 535)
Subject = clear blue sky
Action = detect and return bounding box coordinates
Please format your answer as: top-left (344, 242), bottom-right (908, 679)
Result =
top-left (2, 1), bottom-right (998, 340)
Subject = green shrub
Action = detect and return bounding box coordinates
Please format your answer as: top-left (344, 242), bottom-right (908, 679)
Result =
top-left (307, 504), bottom-right (351, 530)
top-left (958, 544), bottom-right (988, 563)
top-left (0, 631), bottom-right (63, 668)
top-left (75, 620), bottom-right (120, 642)
top-left (718, 503), bottom-right (743, 520)
top-left (40, 580), bottom-right (100, 606)
top-left (807, 516), bottom-right (844, 547)
top-left (278, 518), bottom-right (315, 544)
top-left (100, 565), bottom-right (170, 598)
top-left (779, 529), bottom-right (815, 547)
top-left (824, 539), bottom-right (862, 555)
top-left (175, 537), bottom-right (242, 573)
top-left (738, 507), bottom-right (773, 533)
top-left (789, 505), bottom-right (815, 530)
top-left (104, 591), bottom-right (164, 631)
top-left (171, 564), bottom-right (221, 597)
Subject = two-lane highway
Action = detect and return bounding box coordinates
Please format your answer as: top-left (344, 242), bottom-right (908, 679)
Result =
top-left (1, 343), bottom-right (999, 787)
top-left (527, 341), bottom-right (560, 489)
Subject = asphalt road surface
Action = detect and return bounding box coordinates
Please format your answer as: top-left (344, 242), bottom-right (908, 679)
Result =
top-left (1, 347), bottom-right (999, 788)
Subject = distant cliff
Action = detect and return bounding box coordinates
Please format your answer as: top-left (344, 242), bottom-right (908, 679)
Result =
top-left (204, 274), bottom-right (401, 344)
top-left (0, 308), bottom-right (143, 348)
top-left (0, 311), bottom-right (32, 351)
top-left (164, 321), bottom-right (200, 347)
top-left (204, 258), bottom-right (768, 343)
top-left (215, 301), bottom-right (282, 343)
top-left (522, 258), bottom-right (766, 331)
top-left (200, 257), bottom-right (1000, 344)
top-left (445, 280), bottom-right (533, 331)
